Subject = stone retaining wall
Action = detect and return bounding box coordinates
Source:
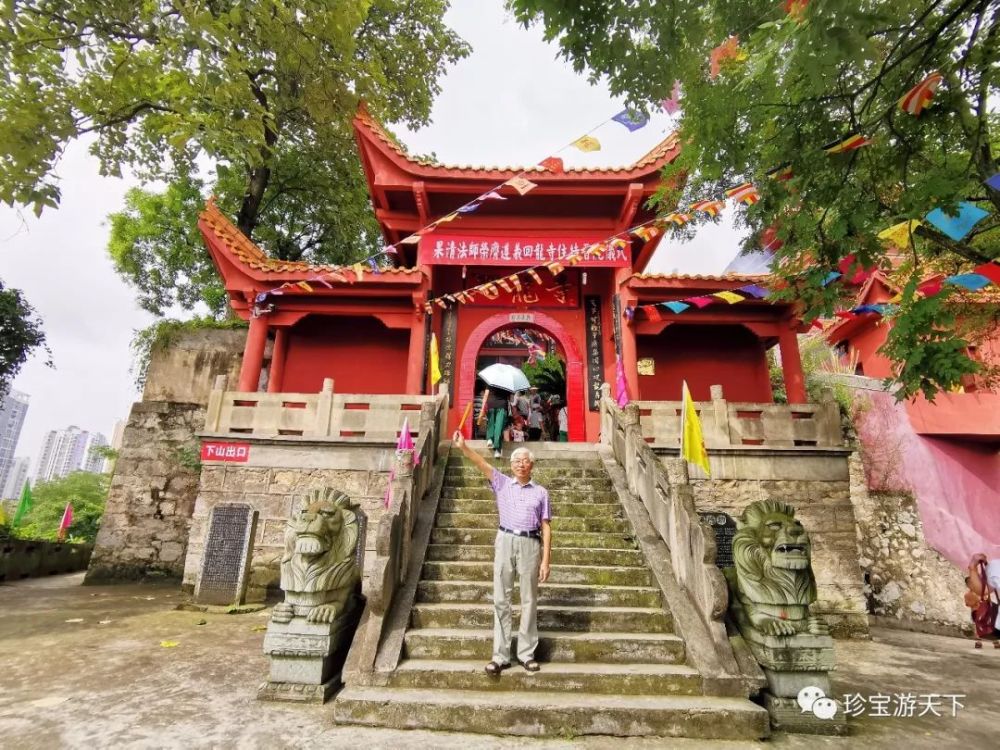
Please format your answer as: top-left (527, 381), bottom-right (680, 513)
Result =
top-left (182, 441), bottom-right (396, 599)
top-left (1, 539), bottom-right (93, 581)
top-left (657, 447), bottom-right (870, 638)
top-left (85, 329), bottom-right (245, 583)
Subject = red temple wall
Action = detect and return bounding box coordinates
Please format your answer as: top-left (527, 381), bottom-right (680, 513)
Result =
top-left (847, 323), bottom-right (894, 379)
top-left (636, 324), bottom-right (772, 402)
top-left (281, 315), bottom-right (409, 394)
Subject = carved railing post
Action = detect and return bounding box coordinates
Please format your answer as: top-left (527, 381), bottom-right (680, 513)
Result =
top-left (204, 375), bottom-right (227, 432)
top-left (311, 378), bottom-right (335, 437)
top-left (709, 384), bottom-right (730, 447)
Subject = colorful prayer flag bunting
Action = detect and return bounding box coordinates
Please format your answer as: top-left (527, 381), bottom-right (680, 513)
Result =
top-left (457, 202), bottom-right (481, 213)
top-left (664, 213), bottom-right (691, 226)
top-left (611, 109), bottom-right (649, 132)
top-left (571, 135), bottom-right (602, 153)
top-left (945, 273), bottom-right (992, 292)
top-left (766, 163), bottom-right (794, 181)
top-left (296, 281), bottom-right (314, 292)
top-left (917, 279), bottom-right (944, 297)
top-left (687, 296), bottom-right (716, 308)
top-left (878, 220), bottom-right (921, 249)
top-left (900, 71), bottom-right (943, 116)
top-left (709, 35), bottom-right (746, 80)
top-left (660, 80), bottom-right (682, 115)
top-left (823, 133), bottom-right (873, 154)
top-left (547, 262), bottom-right (565, 276)
top-left (481, 190), bottom-right (506, 201)
top-left (713, 291), bottom-right (746, 304)
top-left (724, 182), bottom-right (760, 205)
top-left (738, 284), bottom-right (769, 298)
top-left (539, 156), bottom-right (565, 173)
top-left (690, 200), bottom-right (724, 216)
top-left (507, 274), bottom-right (522, 292)
top-left (399, 234), bottom-right (421, 244)
top-left (985, 173), bottom-right (1000, 192)
top-left (925, 202), bottom-right (989, 241)
top-left (504, 175), bottom-right (538, 195)
top-left (527, 269), bottom-right (543, 285)
top-left (822, 271), bottom-right (843, 286)
top-left (664, 301), bottom-right (691, 314)
top-left (973, 261), bottom-right (1000, 286)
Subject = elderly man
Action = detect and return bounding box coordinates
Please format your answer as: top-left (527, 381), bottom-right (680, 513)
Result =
top-left (453, 430), bottom-right (551, 674)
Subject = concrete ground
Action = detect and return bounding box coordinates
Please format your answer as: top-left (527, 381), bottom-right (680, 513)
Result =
top-left (1, 574), bottom-right (997, 749)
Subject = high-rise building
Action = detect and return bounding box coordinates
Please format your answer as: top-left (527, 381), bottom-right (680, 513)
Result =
top-left (0, 390), bottom-right (29, 495)
top-left (2, 456), bottom-right (29, 500)
top-left (34, 426), bottom-right (109, 483)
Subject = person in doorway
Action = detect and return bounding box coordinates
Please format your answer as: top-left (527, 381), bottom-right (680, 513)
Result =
top-left (477, 386), bottom-right (511, 458)
top-left (527, 394), bottom-right (543, 442)
top-left (453, 431), bottom-right (551, 674)
top-left (556, 399), bottom-right (568, 442)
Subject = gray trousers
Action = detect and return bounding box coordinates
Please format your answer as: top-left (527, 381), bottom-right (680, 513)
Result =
top-left (493, 530), bottom-right (541, 664)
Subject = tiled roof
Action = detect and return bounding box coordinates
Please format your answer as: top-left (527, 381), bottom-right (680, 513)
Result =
top-left (198, 199), bottom-right (420, 277)
top-left (355, 104), bottom-right (681, 177)
top-left (631, 272), bottom-right (771, 282)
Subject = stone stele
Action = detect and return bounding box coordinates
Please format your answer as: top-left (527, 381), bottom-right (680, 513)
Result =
top-left (724, 499), bottom-right (847, 735)
top-left (258, 487), bottom-right (363, 703)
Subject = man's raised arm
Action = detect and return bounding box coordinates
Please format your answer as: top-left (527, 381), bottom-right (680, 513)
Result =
top-left (453, 430), bottom-right (494, 480)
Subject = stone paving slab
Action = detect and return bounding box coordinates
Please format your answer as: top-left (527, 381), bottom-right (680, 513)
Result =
top-left (1, 573), bottom-right (999, 749)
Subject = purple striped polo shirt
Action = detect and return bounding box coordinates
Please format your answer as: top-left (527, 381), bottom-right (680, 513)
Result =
top-left (489, 469), bottom-right (551, 532)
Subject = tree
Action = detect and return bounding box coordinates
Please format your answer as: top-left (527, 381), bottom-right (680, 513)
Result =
top-left (15, 471), bottom-right (109, 543)
top-left (2, 1), bottom-right (469, 314)
top-left (0, 280), bottom-right (51, 399)
top-left (509, 0), bottom-right (1000, 399)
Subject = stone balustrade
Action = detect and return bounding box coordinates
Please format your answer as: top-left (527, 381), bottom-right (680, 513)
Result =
top-left (634, 385), bottom-right (842, 449)
top-left (600, 385), bottom-right (731, 654)
top-left (203, 375), bottom-right (438, 440)
top-left (344, 385), bottom-right (450, 678)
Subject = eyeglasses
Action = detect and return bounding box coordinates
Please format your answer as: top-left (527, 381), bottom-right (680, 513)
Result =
top-left (510, 459), bottom-right (533, 466)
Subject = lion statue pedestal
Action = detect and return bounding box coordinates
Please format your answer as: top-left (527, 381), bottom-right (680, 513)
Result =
top-left (724, 500), bottom-right (847, 735)
top-left (258, 488), bottom-right (364, 704)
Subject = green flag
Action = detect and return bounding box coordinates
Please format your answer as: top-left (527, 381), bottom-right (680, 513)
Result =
top-left (12, 481), bottom-right (32, 526)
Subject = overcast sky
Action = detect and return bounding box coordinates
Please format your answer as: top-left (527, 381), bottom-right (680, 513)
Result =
top-left (0, 1), bottom-right (742, 475)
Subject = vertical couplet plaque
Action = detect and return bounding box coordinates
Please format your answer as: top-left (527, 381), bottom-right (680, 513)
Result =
top-left (584, 296), bottom-right (605, 412)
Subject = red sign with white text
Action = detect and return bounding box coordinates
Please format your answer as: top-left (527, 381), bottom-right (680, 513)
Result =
top-left (201, 441), bottom-right (251, 462)
top-left (419, 234), bottom-right (630, 267)
top-left (464, 271), bottom-right (580, 308)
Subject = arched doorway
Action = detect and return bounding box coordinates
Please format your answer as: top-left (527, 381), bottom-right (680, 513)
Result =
top-left (459, 312), bottom-right (586, 442)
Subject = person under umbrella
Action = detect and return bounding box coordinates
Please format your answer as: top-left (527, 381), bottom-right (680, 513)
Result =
top-left (477, 385), bottom-right (511, 458)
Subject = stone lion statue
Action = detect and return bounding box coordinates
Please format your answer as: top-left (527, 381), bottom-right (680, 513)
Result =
top-left (725, 499), bottom-right (829, 637)
top-left (271, 488), bottom-right (362, 625)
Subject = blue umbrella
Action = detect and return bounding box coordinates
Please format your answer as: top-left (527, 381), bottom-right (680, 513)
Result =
top-left (478, 363), bottom-right (530, 393)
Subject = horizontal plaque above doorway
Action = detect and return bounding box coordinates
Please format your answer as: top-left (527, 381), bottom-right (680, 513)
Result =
top-left (419, 233), bottom-right (630, 267)
top-left (463, 271), bottom-right (579, 308)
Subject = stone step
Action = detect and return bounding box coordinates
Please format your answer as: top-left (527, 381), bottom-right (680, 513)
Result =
top-left (447, 458), bottom-right (604, 471)
top-left (416, 580), bottom-right (662, 608)
top-left (425, 544), bottom-right (645, 567)
top-left (445, 473), bottom-right (613, 490)
top-left (439, 498), bottom-right (620, 516)
top-left (409, 603), bottom-right (672, 633)
top-left (441, 486), bottom-right (618, 503)
top-left (388, 659), bottom-right (702, 696)
top-left (332, 687), bottom-right (770, 740)
top-left (421, 561), bottom-right (653, 587)
top-left (436, 513), bottom-right (630, 534)
top-left (403, 628), bottom-right (687, 664)
top-left (430, 528), bottom-right (638, 550)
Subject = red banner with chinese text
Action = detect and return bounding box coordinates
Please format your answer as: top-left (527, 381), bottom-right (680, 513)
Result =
top-left (464, 272), bottom-right (579, 308)
top-left (201, 441), bottom-right (251, 462)
top-left (419, 234), bottom-right (630, 267)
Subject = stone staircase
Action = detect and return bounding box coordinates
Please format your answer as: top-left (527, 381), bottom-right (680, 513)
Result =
top-left (334, 445), bottom-right (768, 740)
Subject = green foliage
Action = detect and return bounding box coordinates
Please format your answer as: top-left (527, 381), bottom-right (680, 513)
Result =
top-left (521, 356), bottom-right (566, 400)
top-left (2, 1), bottom-right (469, 316)
top-left (769, 335), bottom-right (855, 415)
top-left (13, 472), bottom-right (109, 544)
top-left (0, 280), bottom-right (51, 399)
top-left (130, 316), bottom-right (247, 390)
top-left (509, 0), bottom-right (1000, 399)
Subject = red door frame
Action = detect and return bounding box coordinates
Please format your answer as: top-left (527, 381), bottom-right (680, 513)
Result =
top-left (458, 312), bottom-right (586, 442)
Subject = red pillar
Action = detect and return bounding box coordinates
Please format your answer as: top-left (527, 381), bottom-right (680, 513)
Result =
top-left (405, 312), bottom-right (425, 394)
top-left (619, 291), bottom-right (640, 402)
top-left (267, 328), bottom-right (288, 394)
top-left (779, 327), bottom-right (807, 404)
top-left (238, 315), bottom-right (269, 392)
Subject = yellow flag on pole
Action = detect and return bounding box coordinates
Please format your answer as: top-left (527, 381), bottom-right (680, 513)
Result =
top-left (681, 381), bottom-right (711, 476)
top-left (429, 333), bottom-right (442, 387)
